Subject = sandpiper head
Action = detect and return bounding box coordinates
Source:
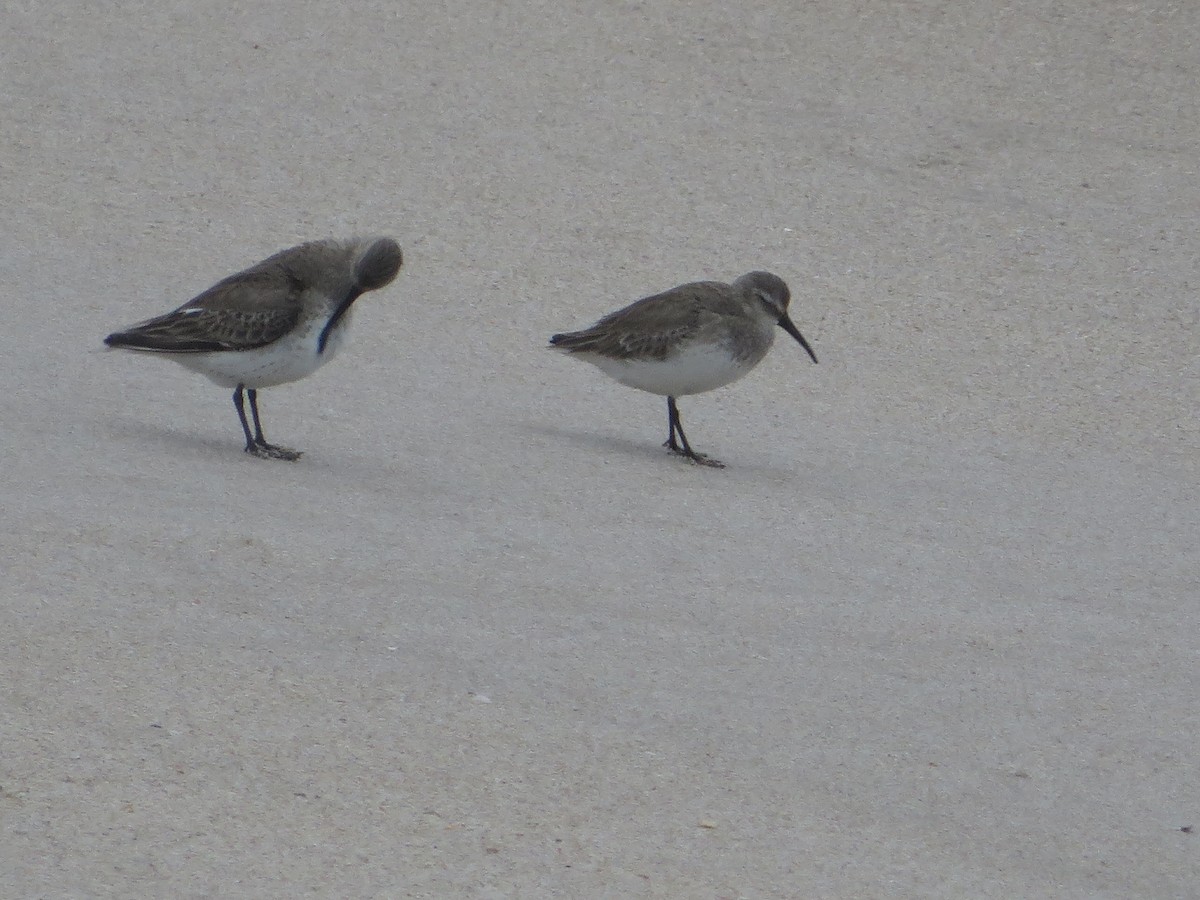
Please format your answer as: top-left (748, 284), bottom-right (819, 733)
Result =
top-left (355, 238), bottom-right (403, 291)
top-left (736, 271), bottom-right (791, 317)
top-left (735, 271), bottom-right (817, 364)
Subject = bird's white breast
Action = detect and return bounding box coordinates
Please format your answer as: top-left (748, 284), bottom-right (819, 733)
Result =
top-left (175, 310), bottom-right (351, 389)
top-left (580, 337), bottom-right (769, 397)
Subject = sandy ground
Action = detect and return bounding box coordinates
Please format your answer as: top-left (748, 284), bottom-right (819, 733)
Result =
top-left (2, 1), bottom-right (1198, 896)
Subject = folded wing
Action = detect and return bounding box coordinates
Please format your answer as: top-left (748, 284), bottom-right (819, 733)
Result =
top-left (104, 270), bottom-right (303, 353)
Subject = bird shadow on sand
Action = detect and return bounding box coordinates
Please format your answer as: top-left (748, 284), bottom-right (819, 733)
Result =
top-left (98, 413), bottom-right (430, 488)
top-left (100, 414), bottom-right (253, 461)
top-left (520, 421), bottom-right (798, 480)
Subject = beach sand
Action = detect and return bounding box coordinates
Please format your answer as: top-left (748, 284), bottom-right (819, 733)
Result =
top-left (2, 1), bottom-right (1197, 895)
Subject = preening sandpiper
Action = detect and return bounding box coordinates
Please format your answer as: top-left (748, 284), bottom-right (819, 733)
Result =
top-left (550, 271), bottom-right (818, 468)
top-left (104, 236), bottom-right (403, 460)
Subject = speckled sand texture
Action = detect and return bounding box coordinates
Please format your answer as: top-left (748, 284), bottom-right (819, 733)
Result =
top-left (2, 2), bottom-right (1197, 896)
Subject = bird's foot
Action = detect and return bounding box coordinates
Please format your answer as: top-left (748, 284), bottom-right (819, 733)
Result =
top-left (245, 441), bottom-right (303, 461)
top-left (664, 441), bottom-right (725, 469)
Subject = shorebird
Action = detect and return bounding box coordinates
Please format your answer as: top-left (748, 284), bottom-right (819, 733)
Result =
top-left (104, 236), bottom-right (402, 460)
top-left (549, 271), bottom-right (817, 467)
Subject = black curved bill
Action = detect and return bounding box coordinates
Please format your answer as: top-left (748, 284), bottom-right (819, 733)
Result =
top-left (778, 314), bottom-right (818, 364)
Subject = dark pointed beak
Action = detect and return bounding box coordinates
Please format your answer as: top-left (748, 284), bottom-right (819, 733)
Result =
top-left (778, 313), bottom-right (818, 364)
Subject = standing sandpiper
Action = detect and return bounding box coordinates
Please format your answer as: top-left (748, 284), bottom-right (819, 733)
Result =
top-left (549, 271), bottom-right (818, 468)
top-left (104, 236), bottom-right (403, 460)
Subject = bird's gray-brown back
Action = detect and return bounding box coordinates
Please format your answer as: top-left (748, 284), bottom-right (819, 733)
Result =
top-left (550, 279), bottom-right (774, 363)
top-left (103, 266), bottom-right (305, 352)
top-left (103, 237), bottom-right (401, 353)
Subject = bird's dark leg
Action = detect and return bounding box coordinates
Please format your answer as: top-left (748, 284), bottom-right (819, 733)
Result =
top-left (663, 396), bottom-right (724, 468)
top-left (233, 386), bottom-right (257, 453)
top-left (664, 396), bottom-right (683, 452)
top-left (240, 387), bottom-right (302, 461)
top-left (247, 388), bottom-right (269, 445)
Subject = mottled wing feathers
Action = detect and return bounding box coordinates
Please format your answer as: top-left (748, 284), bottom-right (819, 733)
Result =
top-left (104, 269), bottom-right (303, 352)
top-left (550, 281), bottom-right (735, 361)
